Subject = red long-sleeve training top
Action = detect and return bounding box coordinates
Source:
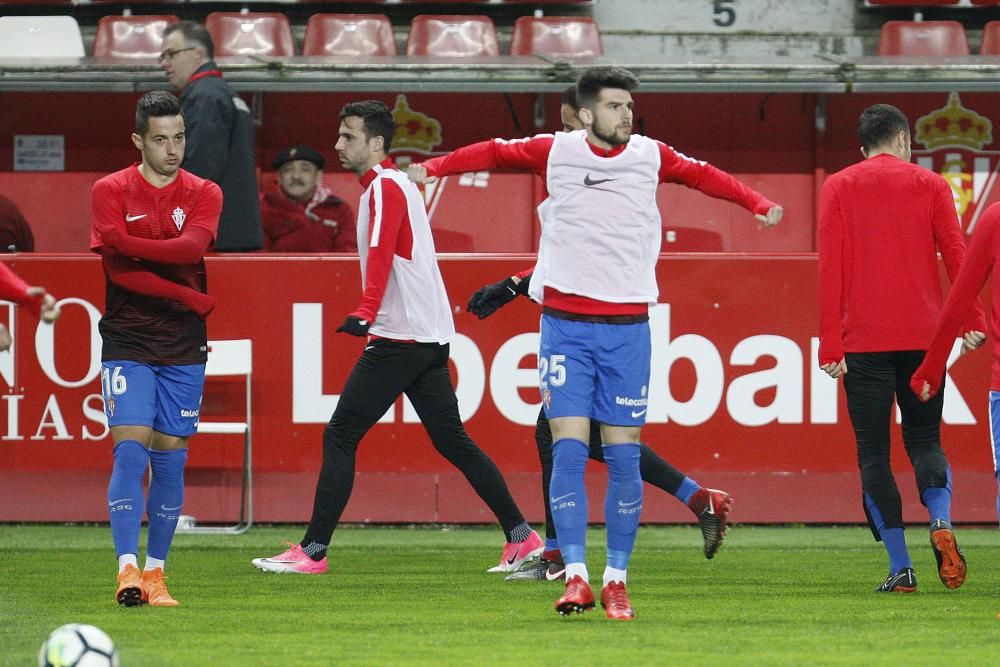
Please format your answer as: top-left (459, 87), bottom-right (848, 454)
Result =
top-left (817, 153), bottom-right (985, 365)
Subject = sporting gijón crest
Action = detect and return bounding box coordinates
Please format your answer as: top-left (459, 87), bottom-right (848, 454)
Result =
top-left (913, 92), bottom-right (1000, 236)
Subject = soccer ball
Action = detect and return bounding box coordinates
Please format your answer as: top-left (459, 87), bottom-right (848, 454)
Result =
top-left (38, 623), bottom-right (120, 667)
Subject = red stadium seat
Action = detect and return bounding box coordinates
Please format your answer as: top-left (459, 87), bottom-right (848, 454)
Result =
top-left (206, 12), bottom-right (295, 57)
top-left (93, 15), bottom-right (179, 59)
top-left (971, 0), bottom-right (1000, 5)
top-left (303, 14), bottom-right (396, 56)
top-left (406, 15), bottom-right (499, 57)
top-left (510, 16), bottom-right (602, 57)
top-left (431, 228), bottom-right (475, 252)
top-left (866, 1), bottom-right (958, 5)
top-left (877, 20), bottom-right (969, 56)
top-left (982, 21), bottom-right (1000, 54)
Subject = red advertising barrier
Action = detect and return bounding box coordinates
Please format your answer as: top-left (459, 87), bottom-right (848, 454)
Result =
top-left (0, 254), bottom-right (994, 525)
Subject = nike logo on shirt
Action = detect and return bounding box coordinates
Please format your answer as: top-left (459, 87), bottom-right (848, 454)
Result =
top-left (583, 173), bottom-right (617, 187)
top-left (125, 213), bottom-right (147, 222)
top-left (631, 409), bottom-right (647, 418)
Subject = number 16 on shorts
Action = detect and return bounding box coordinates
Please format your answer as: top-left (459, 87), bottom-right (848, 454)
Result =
top-left (101, 365), bottom-right (128, 417)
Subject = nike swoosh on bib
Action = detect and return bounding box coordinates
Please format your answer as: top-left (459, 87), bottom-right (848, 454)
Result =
top-left (125, 213), bottom-right (148, 222)
top-left (583, 173), bottom-right (617, 187)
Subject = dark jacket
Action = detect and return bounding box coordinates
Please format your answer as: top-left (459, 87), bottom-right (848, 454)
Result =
top-left (179, 62), bottom-right (262, 251)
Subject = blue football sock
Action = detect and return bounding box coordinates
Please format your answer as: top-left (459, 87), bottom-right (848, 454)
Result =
top-left (146, 448), bottom-right (188, 562)
top-left (603, 444), bottom-right (643, 571)
top-left (545, 538), bottom-right (560, 553)
top-left (549, 438), bottom-right (589, 565)
top-left (921, 468), bottom-right (953, 526)
top-left (995, 472), bottom-right (1000, 527)
top-left (108, 440), bottom-right (149, 559)
top-left (675, 477), bottom-right (700, 505)
top-left (865, 492), bottom-right (911, 573)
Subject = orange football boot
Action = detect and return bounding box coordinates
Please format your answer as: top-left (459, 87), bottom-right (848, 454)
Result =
top-left (116, 563), bottom-right (143, 607)
top-left (141, 567), bottom-right (180, 606)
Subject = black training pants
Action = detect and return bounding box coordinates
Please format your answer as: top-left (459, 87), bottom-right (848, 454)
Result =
top-left (304, 339), bottom-right (525, 546)
top-left (843, 351), bottom-right (949, 538)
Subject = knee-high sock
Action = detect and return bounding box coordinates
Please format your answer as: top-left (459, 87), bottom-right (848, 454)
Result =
top-left (146, 448), bottom-right (188, 562)
top-left (603, 444), bottom-right (643, 571)
top-left (549, 438), bottom-right (589, 565)
top-left (865, 492), bottom-right (911, 573)
top-left (108, 440), bottom-right (150, 559)
top-left (920, 467), bottom-right (953, 526)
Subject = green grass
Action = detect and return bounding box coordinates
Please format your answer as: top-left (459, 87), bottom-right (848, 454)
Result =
top-left (4, 524), bottom-right (1000, 666)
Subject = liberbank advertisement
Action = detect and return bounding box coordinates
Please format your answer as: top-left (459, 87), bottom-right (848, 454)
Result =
top-left (0, 255), bottom-right (994, 525)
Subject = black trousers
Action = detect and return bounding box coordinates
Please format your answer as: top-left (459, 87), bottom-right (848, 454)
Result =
top-left (534, 408), bottom-right (686, 543)
top-left (304, 339), bottom-right (525, 545)
top-left (843, 351), bottom-right (949, 538)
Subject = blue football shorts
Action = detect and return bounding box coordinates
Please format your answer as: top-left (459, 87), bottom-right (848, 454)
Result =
top-left (101, 360), bottom-right (206, 437)
top-left (537, 314), bottom-right (651, 426)
top-left (989, 391), bottom-right (1000, 474)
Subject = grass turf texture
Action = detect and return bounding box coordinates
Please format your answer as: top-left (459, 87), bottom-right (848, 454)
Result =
top-left (4, 524), bottom-right (1000, 666)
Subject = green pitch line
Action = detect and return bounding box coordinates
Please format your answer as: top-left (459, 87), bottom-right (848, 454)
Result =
top-left (3, 524), bottom-right (1000, 666)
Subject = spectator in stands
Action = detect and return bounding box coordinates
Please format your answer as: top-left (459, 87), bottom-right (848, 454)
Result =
top-left (160, 20), bottom-right (262, 252)
top-left (0, 260), bottom-right (58, 351)
top-left (818, 103), bottom-right (983, 594)
top-left (260, 144), bottom-right (357, 253)
top-left (0, 194), bottom-right (34, 252)
top-left (475, 85), bottom-right (733, 585)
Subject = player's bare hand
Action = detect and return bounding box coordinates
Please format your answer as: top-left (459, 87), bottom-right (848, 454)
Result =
top-left (407, 164), bottom-right (437, 185)
top-left (821, 359), bottom-right (847, 379)
top-left (918, 380), bottom-right (932, 402)
top-left (754, 205), bottom-right (783, 229)
top-left (0, 323), bottom-right (10, 351)
top-left (961, 330), bottom-right (986, 355)
top-left (27, 287), bottom-right (59, 323)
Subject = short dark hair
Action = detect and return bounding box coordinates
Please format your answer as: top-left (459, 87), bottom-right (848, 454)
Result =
top-left (560, 85), bottom-right (579, 111)
top-left (576, 67), bottom-right (639, 110)
top-left (163, 20), bottom-right (214, 60)
top-left (858, 104), bottom-right (909, 153)
top-left (136, 91), bottom-right (182, 136)
top-left (339, 100), bottom-right (395, 152)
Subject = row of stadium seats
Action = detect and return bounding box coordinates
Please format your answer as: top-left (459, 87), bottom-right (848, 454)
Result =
top-left (879, 19), bottom-right (1000, 55)
top-left (0, 13), bottom-right (603, 58)
top-left (868, 0), bottom-right (998, 5)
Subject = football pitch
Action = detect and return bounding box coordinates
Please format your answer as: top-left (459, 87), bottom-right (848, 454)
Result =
top-left (4, 524), bottom-right (1000, 666)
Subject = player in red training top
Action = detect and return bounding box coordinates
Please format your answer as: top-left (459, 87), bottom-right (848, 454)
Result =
top-left (0, 261), bottom-right (59, 350)
top-left (252, 100), bottom-right (542, 578)
top-left (90, 90), bottom-right (221, 607)
top-left (911, 202), bottom-right (1000, 522)
top-left (410, 66), bottom-right (783, 619)
top-left (818, 103), bottom-right (984, 594)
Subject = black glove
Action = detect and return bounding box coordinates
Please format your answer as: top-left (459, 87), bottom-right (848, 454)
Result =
top-left (337, 316), bottom-right (370, 336)
top-left (467, 276), bottom-right (528, 320)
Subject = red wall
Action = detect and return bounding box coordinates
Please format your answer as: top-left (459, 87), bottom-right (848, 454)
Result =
top-left (0, 254), bottom-right (994, 525)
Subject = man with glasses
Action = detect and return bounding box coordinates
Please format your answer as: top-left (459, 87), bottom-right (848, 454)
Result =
top-left (160, 21), bottom-right (262, 252)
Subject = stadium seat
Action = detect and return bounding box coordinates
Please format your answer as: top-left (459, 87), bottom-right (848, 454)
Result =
top-left (982, 21), bottom-right (1000, 55)
top-left (866, 1), bottom-right (958, 5)
top-left (0, 16), bottom-right (84, 58)
top-left (303, 14), bottom-right (397, 56)
top-left (206, 12), bottom-right (295, 57)
top-left (93, 15), bottom-right (178, 59)
top-left (179, 339), bottom-right (254, 535)
top-left (510, 16), bottom-right (603, 57)
top-left (406, 15), bottom-right (499, 57)
top-left (662, 227), bottom-right (724, 252)
top-left (877, 21), bottom-right (969, 56)
top-left (432, 228), bottom-right (474, 252)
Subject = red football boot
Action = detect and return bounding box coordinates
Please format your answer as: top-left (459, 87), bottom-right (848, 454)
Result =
top-left (555, 575), bottom-right (595, 616)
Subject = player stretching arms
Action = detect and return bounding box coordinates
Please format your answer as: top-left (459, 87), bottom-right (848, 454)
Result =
top-left (0, 261), bottom-right (59, 350)
top-left (92, 91), bottom-right (221, 607)
top-left (252, 101), bottom-right (541, 577)
top-left (471, 87), bottom-right (732, 582)
top-left (410, 67), bottom-right (782, 619)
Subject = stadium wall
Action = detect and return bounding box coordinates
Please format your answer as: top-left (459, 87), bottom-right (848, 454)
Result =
top-left (0, 255), bottom-right (995, 525)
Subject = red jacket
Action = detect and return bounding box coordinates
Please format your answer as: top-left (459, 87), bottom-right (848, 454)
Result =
top-left (260, 181), bottom-right (357, 253)
top-left (817, 153), bottom-right (985, 364)
top-left (913, 202), bottom-right (1000, 396)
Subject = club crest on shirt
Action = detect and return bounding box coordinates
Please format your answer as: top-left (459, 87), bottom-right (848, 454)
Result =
top-left (106, 397), bottom-right (115, 417)
top-left (912, 93), bottom-right (1000, 236)
top-left (171, 207), bottom-right (186, 231)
